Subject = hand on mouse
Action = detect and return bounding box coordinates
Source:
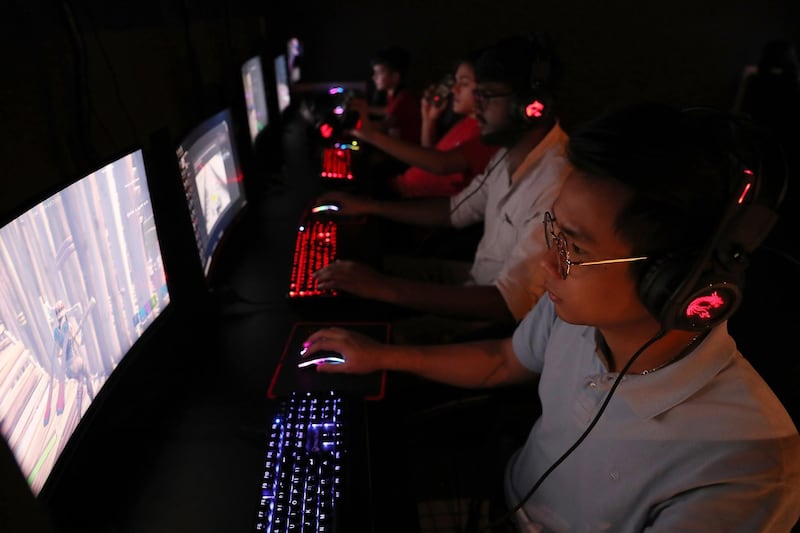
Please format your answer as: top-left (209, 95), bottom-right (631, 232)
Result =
top-left (297, 348), bottom-right (346, 368)
top-left (301, 327), bottom-right (386, 374)
top-left (311, 191), bottom-right (373, 217)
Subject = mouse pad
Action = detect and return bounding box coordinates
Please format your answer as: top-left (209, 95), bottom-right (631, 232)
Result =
top-left (267, 321), bottom-right (389, 400)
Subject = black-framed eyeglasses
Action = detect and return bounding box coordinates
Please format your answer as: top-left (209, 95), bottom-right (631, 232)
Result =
top-left (473, 88), bottom-right (513, 108)
top-left (543, 211), bottom-right (648, 280)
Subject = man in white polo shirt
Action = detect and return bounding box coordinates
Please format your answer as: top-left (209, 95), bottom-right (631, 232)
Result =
top-left (311, 34), bottom-right (568, 341)
top-left (301, 103), bottom-right (800, 531)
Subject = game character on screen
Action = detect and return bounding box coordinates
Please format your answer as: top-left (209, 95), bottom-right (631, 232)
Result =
top-left (43, 298), bottom-right (96, 426)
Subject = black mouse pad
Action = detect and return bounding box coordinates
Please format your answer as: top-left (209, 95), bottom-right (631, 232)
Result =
top-left (267, 321), bottom-right (389, 400)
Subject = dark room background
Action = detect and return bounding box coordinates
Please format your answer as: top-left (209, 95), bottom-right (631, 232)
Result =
top-left (2, 0), bottom-right (797, 220)
top-left (1, 1), bottom-right (799, 532)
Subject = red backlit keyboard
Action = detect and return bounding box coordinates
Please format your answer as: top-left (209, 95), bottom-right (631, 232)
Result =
top-left (288, 220), bottom-right (338, 298)
top-left (320, 147), bottom-right (353, 180)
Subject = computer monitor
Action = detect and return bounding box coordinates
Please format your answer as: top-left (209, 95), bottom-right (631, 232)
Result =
top-left (274, 54), bottom-right (291, 114)
top-left (0, 149), bottom-right (170, 496)
top-left (287, 37), bottom-right (303, 83)
top-left (176, 108), bottom-right (247, 280)
top-left (241, 55), bottom-right (270, 145)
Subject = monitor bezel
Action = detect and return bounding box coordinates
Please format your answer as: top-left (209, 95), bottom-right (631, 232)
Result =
top-left (274, 54), bottom-right (292, 115)
top-left (241, 54), bottom-right (271, 146)
top-left (0, 147), bottom-right (175, 506)
top-left (175, 108), bottom-right (249, 285)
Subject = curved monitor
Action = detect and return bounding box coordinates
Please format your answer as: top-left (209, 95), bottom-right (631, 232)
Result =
top-left (274, 54), bottom-right (291, 114)
top-left (241, 55), bottom-right (270, 145)
top-left (176, 109), bottom-right (247, 279)
top-left (287, 37), bottom-right (303, 83)
top-left (0, 149), bottom-right (170, 495)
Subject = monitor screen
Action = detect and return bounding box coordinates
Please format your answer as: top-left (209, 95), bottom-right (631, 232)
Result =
top-left (274, 54), bottom-right (291, 113)
top-left (0, 149), bottom-right (170, 495)
top-left (287, 37), bottom-right (303, 83)
top-left (176, 108), bottom-right (247, 278)
top-left (241, 55), bottom-right (270, 145)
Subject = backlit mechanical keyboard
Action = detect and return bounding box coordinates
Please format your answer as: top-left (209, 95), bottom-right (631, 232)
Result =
top-left (320, 146), bottom-right (353, 180)
top-left (254, 391), bottom-right (347, 532)
top-left (288, 220), bottom-right (337, 298)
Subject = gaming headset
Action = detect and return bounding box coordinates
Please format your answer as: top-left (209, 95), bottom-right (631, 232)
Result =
top-left (637, 110), bottom-right (788, 332)
top-left (508, 34), bottom-right (556, 127)
top-left (499, 109), bottom-right (790, 528)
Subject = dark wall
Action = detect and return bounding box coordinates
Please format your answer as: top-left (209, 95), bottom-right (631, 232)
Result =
top-left (2, 0), bottom-right (797, 219)
top-left (289, 0), bottom-right (798, 126)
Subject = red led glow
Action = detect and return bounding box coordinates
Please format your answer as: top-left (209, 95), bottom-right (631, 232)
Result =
top-left (320, 123), bottom-right (334, 138)
top-left (737, 182), bottom-right (752, 204)
top-left (525, 100), bottom-right (545, 118)
top-left (686, 291), bottom-right (726, 321)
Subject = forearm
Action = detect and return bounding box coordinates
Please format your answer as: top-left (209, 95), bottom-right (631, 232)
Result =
top-left (380, 278), bottom-right (515, 323)
top-left (376, 338), bottom-right (522, 388)
top-left (359, 128), bottom-right (466, 174)
top-left (367, 105), bottom-right (387, 118)
top-left (420, 118), bottom-right (439, 148)
top-left (363, 197), bottom-right (452, 227)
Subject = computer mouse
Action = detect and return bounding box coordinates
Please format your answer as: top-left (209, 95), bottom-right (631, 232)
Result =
top-left (297, 349), bottom-right (346, 368)
top-left (310, 203), bottom-right (340, 214)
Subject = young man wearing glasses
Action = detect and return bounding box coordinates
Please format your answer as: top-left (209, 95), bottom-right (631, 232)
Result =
top-left (311, 34), bottom-right (569, 342)
top-left (301, 103), bottom-right (800, 530)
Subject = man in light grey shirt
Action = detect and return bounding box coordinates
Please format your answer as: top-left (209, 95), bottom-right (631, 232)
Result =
top-left (300, 103), bottom-right (800, 531)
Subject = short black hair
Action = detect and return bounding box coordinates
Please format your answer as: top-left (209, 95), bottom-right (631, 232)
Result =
top-left (473, 33), bottom-right (560, 97)
top-left (452, 47), bottom-right (484, 71)
top-left (370, 46), bottom-right (411, 79)
top-left (566, 103), bottom-right (745, 264)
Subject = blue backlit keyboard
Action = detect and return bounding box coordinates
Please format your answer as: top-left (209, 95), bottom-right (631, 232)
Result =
top-left (254, 391), bottom-right (348, 532)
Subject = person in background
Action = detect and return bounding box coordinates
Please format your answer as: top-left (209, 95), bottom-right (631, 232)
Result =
top-left (364, 45), bottom-right (422, 146)
top-left (312, 34), bottom-right (568, 343)
top-left (302, 102), bottom-right (800, 532)
top-left (348, 51), bottom-right (499, 198)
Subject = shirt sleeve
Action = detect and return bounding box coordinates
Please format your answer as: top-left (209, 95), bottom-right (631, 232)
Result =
top-left (640, 438), bottom-right (800, 532)
top-left (390, 118), bottom-right (498, 197)
top-left (446, 117), bottom-right (499, 181)
top-left (511, 298), bottom-right (558, 374)
top-left (495, 151), bottom-right (568, 320)
top-left (448, 150), bottom-right (506, 228)
top-left (385, 89), bottom-right (422, 145)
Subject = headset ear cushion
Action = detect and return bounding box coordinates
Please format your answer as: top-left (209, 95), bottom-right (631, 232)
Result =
top-left (510, 85), bottom-right (551, 126)
top-left (639, 253), bottom-right (743, 331)
top-left (638, 255), bottom-right (691, 324)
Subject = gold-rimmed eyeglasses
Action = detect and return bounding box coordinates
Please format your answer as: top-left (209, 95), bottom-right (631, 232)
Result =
top-left (543, 211), bottom-right (648, 279)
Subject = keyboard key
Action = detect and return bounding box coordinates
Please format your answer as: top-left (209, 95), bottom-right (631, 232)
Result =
top-left (253, 392), bottom-right (347, 532)
top-left (288, 220), bottom-right (338, 298)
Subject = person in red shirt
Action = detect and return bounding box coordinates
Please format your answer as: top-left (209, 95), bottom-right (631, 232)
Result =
top-left (348, 54), bottom-right (498, 197)
top-left (365, 46), bottom-right (422, 145)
